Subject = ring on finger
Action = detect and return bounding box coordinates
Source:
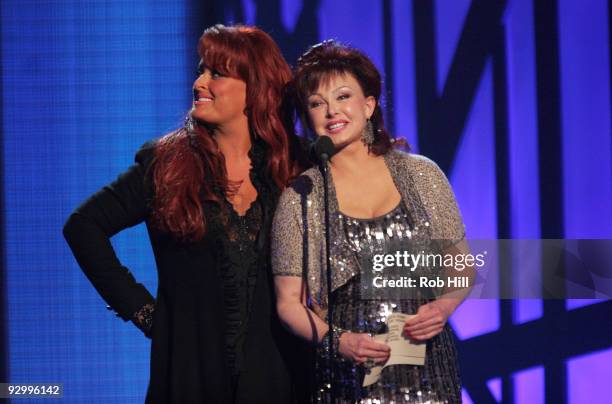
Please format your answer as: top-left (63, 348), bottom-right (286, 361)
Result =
top-left (364, 357), bottom-right (376, 368)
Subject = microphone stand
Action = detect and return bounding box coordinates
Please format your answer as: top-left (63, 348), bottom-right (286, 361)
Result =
top-left (320, 154), bottom-right (336, 403)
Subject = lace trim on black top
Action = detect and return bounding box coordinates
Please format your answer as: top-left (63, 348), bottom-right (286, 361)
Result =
top-left (220, 198), bottom-right (262, 375)
top-left (217, 137), bottom-right (271, 375)
top-left (121, 136), bottom-right (275, 346)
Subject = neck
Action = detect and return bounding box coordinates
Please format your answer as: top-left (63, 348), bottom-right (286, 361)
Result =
top-left (213, 117), bottom-right (251, 160)
top-left (329, 141), bottom-right (378, 175)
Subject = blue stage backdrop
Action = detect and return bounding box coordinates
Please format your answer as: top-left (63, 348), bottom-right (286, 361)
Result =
top-left (2, 0), bottom-right (611, 402)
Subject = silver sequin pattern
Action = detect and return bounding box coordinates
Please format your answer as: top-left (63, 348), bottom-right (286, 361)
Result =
top-left (271, 150), bottom-right (465, 308)
top-left (271, 150), bottom-right (466, 403)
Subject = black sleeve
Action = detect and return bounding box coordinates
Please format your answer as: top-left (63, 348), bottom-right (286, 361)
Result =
top-left (63, 141), bottom-right (157, 332)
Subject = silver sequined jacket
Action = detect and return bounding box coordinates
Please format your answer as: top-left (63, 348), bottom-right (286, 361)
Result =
top-left (271, 149), bottom-right (466, 314)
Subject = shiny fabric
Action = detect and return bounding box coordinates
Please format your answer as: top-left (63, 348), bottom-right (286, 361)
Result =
top-left (272, 150), bottom-right (466, 403)
top-left (272, 150), bottom-right (466, 309)
top-left (316, 204), bottom-right (461, 402)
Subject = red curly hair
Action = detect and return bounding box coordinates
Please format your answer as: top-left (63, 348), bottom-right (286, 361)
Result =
top-left (151, 25), bottom-right (296, 242)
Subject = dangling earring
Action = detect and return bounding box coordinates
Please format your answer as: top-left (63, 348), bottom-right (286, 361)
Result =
top-left (185, 115), bottom-right (197, 133)
top-left (361, 119), bottom-right (375, 146)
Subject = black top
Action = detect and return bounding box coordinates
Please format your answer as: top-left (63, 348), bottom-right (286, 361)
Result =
top-left (220, 197), bottom-right (262, 375)
top-left (63, 136), bottom-right (309, 403)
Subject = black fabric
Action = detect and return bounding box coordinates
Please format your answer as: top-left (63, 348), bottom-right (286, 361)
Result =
top-left (63, 137), bottom-right (309, 403)
top-left (219, 197), bottom-right (262, 375)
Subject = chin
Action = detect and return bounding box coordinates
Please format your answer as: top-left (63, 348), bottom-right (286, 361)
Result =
top-left (329, 133), bottom-right (360, 146)
top-left (191, 111), bottom-right (216, 125)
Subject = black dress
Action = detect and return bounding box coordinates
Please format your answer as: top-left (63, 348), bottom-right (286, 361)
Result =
top-left (63, 137), bottom-right (307, 403)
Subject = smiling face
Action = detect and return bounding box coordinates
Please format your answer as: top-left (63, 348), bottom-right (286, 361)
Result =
top-left (191, 60), bottom-right (247, 127)
top-left (306, 73), bottom-right (375, 151)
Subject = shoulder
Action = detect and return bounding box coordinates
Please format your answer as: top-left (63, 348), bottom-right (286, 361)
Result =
top-left (297, 167), bottom-right (323, 184)
top-left (134, 137), bottom-right (161, 169)
top-left (135, 129), bottom-right (192, 169)
top-left (287, 167), bottom-right (321, 196)
top-left (276, 168), bottom-right (321, 214)
top-left (386, 149), bottom-right (446, 179)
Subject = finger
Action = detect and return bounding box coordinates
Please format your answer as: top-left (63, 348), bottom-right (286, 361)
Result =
top-left (405, 306), bottom-right (429, 325)
top-left (356, 345), bottom-right (392, 359)
top-left (404, 315), bottom-right (443, 333)
top-left (405, 307), bottom-right (444, 327)
top-left (408, 326), bottom-right (443, 341)
top-left (404, 323), bottom-right (444, 335)
top-left (357, 335), bottom-right (390, 351)
top-left (354, 356), bottom-right (385, 365)
top-left (363, 340), bottom-right (391, 352)
top-left (357, 348), bottom-right (392, 360)
top-left (407, 322), bottom-right (443, 335)
top-left (417, 305), bottom-right (442, 320)
top-left (404, 322), bottom-right (438, 337)
top-left (410, 331), bottom-right (440, 341)
top-left (374, 354), bottom-right (390, 365)
top-left (405, 304), bottom-right (438, 326)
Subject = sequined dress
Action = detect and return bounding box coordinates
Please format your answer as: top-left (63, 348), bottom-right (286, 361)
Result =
top-left (320, 202), bottom-right (461, 403)
top-left (271, 150), bottom-right (466, 403)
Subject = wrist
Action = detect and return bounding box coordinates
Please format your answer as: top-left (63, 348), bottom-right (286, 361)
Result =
top-left (132, 302), bottom-right (155, 338)
top-left (319, 325), bottom-right (348, 359)
top-left (332, 325), bottom-right (348, 354)
top-left (433, 299), bottom-right (457, 318)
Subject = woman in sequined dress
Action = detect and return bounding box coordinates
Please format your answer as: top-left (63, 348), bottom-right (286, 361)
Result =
top-left (63, 25), bottom-right (309, 403)
top-left (272, 41), bottom-right (472, 403)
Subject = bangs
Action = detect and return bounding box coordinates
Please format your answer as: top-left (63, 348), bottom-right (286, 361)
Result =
top-left (199, 33), bottom-right (249, 80)
top-left (302, 68), bottom-right (350, 97)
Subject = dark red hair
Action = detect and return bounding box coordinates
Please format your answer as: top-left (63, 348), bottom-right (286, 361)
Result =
top-left (293, 40), bottom-right (407, 155)
top-left (151, 25), bottom-right (297, 242)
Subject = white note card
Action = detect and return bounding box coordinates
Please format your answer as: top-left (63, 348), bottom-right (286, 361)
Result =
top-left (362, 313), bottom-right (426, 387)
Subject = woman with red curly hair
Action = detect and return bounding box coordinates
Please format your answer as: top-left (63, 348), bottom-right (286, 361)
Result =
top-left (64, 25), bottom-right (307, 403)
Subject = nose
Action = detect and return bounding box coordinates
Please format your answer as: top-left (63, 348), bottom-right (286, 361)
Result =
top-left (325, 100), bottom-right (339, 117)
top-left (194, 70), bottom-right (211, 89)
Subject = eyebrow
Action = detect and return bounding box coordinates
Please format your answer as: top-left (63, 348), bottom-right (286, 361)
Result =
top-left (308, 85), bottom-right (354, 98)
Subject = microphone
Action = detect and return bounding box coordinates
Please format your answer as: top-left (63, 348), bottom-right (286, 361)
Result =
top-left (311, 134), bottom-right (337, 400)
top-left (310, 135), bottom-right (335, 165)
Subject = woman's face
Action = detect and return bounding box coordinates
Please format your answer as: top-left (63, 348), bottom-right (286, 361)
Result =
top-left (191, 60), bottom-right (247, 126)
top-left (306, 73), bottom-right (375, 150)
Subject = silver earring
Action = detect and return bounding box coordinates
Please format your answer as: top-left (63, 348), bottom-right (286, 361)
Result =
top-left (361, 119), bottom-right (375, 145)
top-left (185, 115), bottom-right (197, 133)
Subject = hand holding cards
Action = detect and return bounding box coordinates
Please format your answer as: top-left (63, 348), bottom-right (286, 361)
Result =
top-left (363, 313), bottom-right (426, 387)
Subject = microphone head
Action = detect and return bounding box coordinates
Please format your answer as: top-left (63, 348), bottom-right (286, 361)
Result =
top-left (310, 135), bottom-right (336, 163)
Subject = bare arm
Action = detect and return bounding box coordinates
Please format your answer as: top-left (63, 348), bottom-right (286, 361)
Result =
top-left (275, 275), bottom-right (390, 363)
top-left (274, 276), bottom-right (328, 343)
top-left (436, 238), bottom-right (475, 310)
top-left (271, 180), bottom-right (390, 363)
top-left (403, 156), bottom-right (473, 340)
